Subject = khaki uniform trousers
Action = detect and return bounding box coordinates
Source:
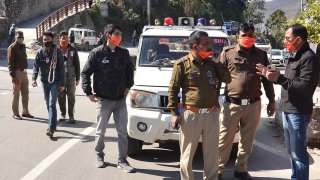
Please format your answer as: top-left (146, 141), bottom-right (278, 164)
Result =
top-left (180, 107), bottom-right (220, 180)
top-left (218, 101), bottom-right (261, 174)
top-left (12, 70), bottom-right (30, 115)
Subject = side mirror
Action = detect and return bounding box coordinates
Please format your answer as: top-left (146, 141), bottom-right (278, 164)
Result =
top-left (130, 55), bottom-right (137, 70)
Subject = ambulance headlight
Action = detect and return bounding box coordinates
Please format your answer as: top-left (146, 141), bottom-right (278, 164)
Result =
top-left (130, 90), bottom-right (158, 108)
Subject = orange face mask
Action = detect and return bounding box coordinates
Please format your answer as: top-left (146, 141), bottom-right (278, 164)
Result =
top-left (110, 36), bottom-right (122, 46)
top-left (239, 37), bottom-right (255, 48)
top-left (196, 49), bottom-right (213, 60)
top-left (284, 38), bottom-right (299, 52)
top-left (59, 39), bottom-right (68, 49)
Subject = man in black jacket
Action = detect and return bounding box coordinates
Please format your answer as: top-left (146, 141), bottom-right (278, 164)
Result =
top-left (81, 24), bottom-right (135, 172)
top-left (257, 23), bottom-right (320, 180)
top-left (57, 31), bottom-right (80, 124)
top-left (32, 31), bottom-right (65, 138)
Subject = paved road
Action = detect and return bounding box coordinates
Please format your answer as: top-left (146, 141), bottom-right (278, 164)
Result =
top-left (0, 48), bottom-right (319, 180)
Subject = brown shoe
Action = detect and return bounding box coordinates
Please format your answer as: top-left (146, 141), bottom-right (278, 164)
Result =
top-left (13, 115), bottom-right (22, 120)
top-left (46, 129), bottom-right (54, 138)
top-left (22, 114), bottom-right (34, 118)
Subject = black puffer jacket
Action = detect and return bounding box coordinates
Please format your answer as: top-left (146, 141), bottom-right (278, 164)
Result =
top-left (81, 45), bottom-right (134, 100)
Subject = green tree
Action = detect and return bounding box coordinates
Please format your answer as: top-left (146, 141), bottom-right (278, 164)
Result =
top-left (288, 1), bottom-right (320, 43)
top-left (268, 9), bottom-right (287, 49)
top-left (243, 0), bottom-right (265, 24)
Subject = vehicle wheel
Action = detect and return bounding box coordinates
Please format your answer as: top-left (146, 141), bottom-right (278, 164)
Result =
top-left (84, 42), bottom-right (89, 51)
top-left (127, 136), bottom-right (143, 156)
top-left (230, 142), bottom-right (239, 159)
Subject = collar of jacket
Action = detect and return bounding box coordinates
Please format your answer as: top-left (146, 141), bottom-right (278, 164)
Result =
top-left (291, 42), bottom-right (310, 60)
top-left (236, 43), bottom-right (259, 54)
top-left (103, 43), bottom-right (119, 52)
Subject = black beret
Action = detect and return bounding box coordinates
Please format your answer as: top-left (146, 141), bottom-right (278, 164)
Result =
top-left (43, 31), bottom-right (54, 38)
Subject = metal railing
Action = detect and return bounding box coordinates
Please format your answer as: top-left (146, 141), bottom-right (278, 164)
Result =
top-left (36, 0), bottom-right (88, 39)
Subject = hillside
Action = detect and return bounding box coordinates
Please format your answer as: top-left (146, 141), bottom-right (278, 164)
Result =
top-left (264, 0), bottom-right (306, 20)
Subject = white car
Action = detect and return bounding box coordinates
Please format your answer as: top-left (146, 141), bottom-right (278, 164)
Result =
top-left (126, 25), bottom-right (240, 156)
top-left (271, 49), bottom-right (285, 66)
top-left (69, 26), bottom-right (98, 51)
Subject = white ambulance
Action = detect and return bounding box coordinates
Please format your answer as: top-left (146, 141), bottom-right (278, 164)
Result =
top-left (127, 24), bottom-right (240, 156)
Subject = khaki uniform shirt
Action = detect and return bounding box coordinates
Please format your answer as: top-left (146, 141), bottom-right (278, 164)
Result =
top-left (221, 44), bottom-right (275, 101)
top-left (168, 52), bottom-right (231, 116)
top-left (7, 41), bottom-right (27, 78)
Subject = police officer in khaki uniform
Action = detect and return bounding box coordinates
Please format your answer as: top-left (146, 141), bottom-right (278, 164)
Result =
top-left (218, 23), bottom-right (275, 180)
top-left (168, 30), bottom-right (231, 180)
top-left (7, 31), bottom-right (34, 120)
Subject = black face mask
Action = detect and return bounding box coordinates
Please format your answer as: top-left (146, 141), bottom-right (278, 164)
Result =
top-left (44, 41), bottom-right (53, 48)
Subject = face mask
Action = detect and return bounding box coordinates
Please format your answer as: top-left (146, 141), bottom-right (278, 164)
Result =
top-left (17, 38), bottom-right (24, 44)
top-left (196, 48), bottom-right (213, 60)
top-left (44, 41), bottom-right (53, 48)
top-left (109, 36), bottom-right (122, 46)
top-left (59, 39), bottom-right (68, 48)
top-left (284, 37), bottom-right (299, 52)
top-left (239, 37), bottom-right (255, 48)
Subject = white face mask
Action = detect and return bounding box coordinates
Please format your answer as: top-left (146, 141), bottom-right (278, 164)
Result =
top-left (17, 38), bottom-right (24, 44)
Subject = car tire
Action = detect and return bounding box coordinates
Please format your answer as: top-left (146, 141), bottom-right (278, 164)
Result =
top-left (127, 136), bottom-right (143, 156)
top-left (230, 142), bottom-right (239, 159)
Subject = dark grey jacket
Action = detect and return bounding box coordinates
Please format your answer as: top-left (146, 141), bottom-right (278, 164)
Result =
top-left (81, 45), bottom-right (134, 100)
top-left (32, 44), bottom-right (66, 86)
top-left (276, 43), bottom-right (320, 114)
top-left (57, 45), bottom-right (80, 81)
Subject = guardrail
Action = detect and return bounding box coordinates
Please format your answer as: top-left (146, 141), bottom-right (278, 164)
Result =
top-left (36, 0), bottom-right (88, 39)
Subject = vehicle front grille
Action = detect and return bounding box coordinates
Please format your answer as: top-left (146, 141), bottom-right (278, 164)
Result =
top-left (159, 95), bottom-right (180, 113)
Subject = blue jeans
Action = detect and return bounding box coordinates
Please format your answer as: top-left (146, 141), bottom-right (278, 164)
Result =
top-left (282, 112), bottom-right (311, 180)
top-left (42, 82), bottom-right (59, 131)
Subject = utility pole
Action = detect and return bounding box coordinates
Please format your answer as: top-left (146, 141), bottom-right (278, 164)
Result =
top-left (147, 0), bottom-right (150, 25)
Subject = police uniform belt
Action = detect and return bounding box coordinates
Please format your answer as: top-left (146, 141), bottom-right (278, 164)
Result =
top-left (225, 96), bottom-right (260, 106)
top-left (185, 105), bottom-right (215, 114)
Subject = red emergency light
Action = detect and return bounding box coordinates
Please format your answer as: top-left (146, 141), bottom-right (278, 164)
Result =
top-left (164, 17), bottom-right (173, 26)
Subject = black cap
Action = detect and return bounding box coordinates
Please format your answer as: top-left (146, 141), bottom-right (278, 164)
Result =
top-left (15, 31), bottom-right (24, 38)
top-left (43, 31), bottom-right (54, 38)
top-left (59, 30), bottom-right (68, 37)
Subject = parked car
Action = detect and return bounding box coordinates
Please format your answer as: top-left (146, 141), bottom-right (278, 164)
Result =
top-left (68, 26), bottom-right (98, 51)
top-left (271, 49), bottom-right (284, 66)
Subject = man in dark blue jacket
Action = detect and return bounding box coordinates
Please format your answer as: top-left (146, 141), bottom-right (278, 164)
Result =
top-left (257, 24), bottom-right (320, 180)
top-left (81, 24), bottom-right (135, 172)
top-left (32, 31), bottom-right (65, 138)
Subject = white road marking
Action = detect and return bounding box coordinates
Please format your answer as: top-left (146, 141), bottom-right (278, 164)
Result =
top-left (21, 126), bottom-right (95, 180)
top-left (0, 92), bottom-right (9, 95)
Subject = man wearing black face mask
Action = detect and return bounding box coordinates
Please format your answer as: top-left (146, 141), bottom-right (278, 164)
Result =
top-left (7, 31), bottom-right (34, 120)
top-left (168, 30), bottom-right (231, 180)
top-left (32, 31), bottom-right (65, 138)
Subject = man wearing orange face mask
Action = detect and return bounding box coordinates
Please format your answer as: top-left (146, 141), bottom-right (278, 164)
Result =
top-left (218, 23), bottom-right (275, 180)
top-left (57, 31), bottom-right (80, 124)
top-left (81, 24), bottom-right (135, 172)
top-left (256, 24), bottom-right (319, 180)
top-left (168, 30), bottom-right (231, 180)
